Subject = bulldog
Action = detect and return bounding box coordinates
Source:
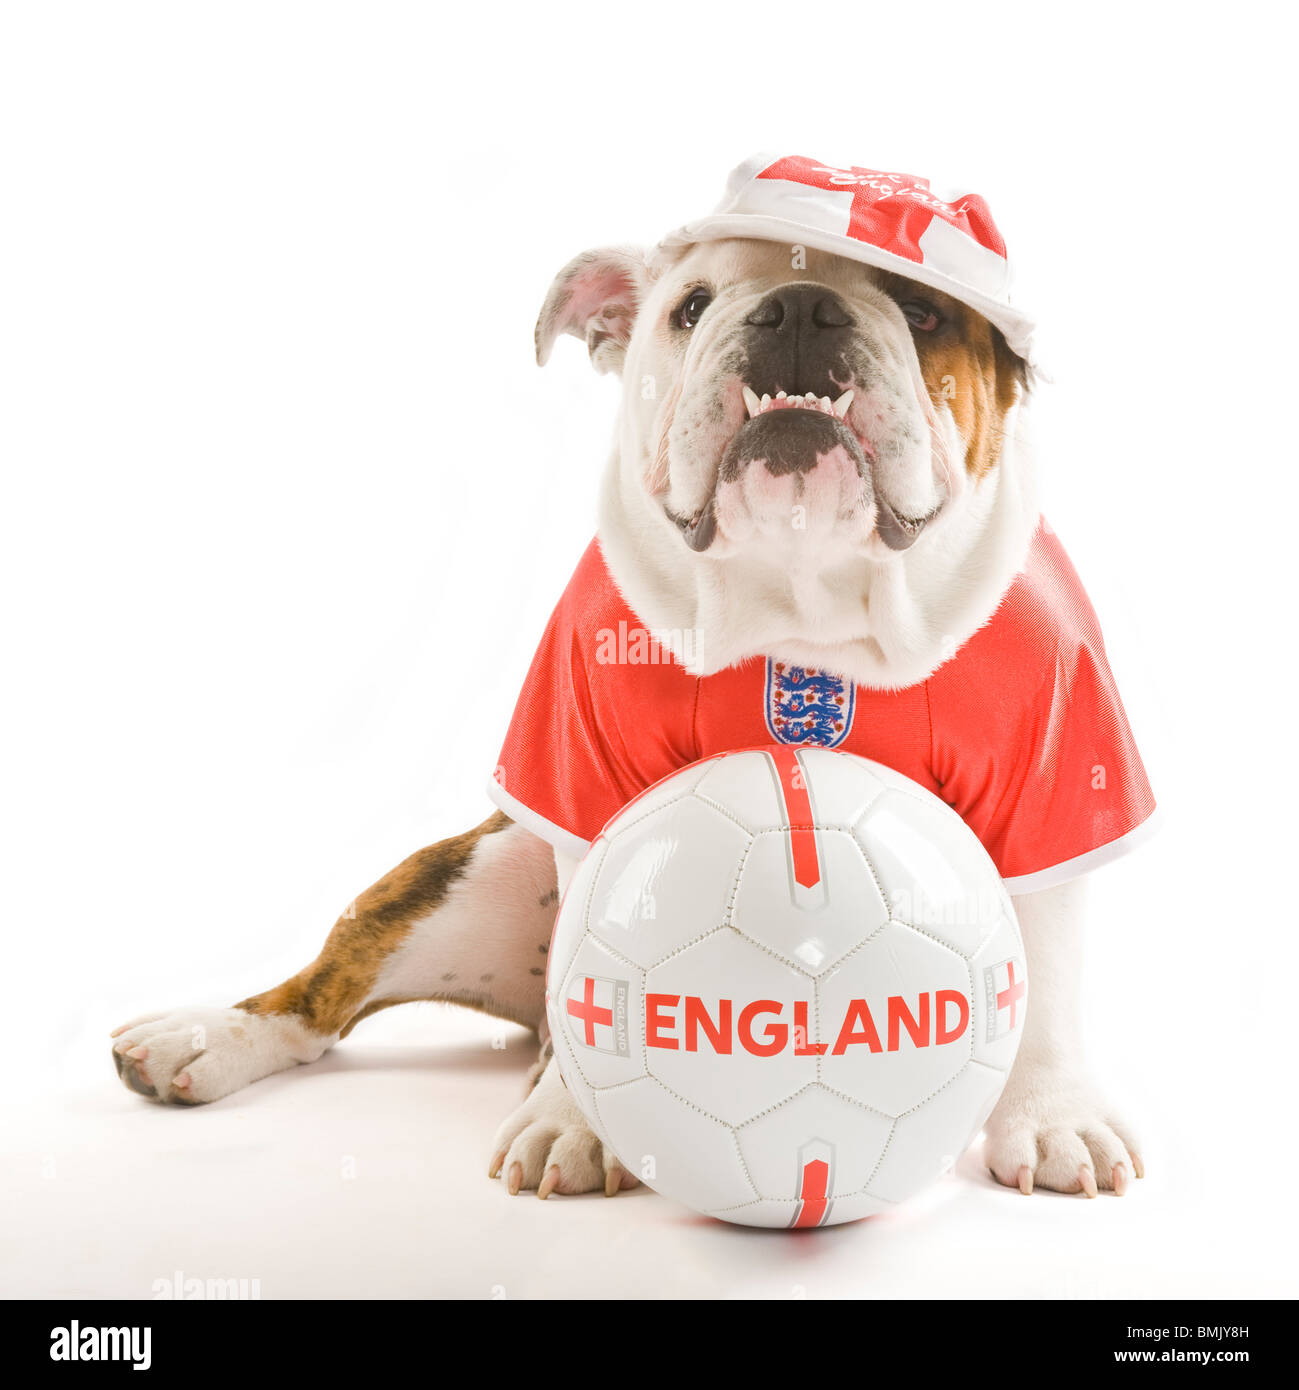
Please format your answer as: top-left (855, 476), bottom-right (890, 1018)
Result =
top-left (112, 157), bottom-right (1155, 1204)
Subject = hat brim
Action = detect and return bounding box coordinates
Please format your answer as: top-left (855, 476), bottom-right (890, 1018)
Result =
top-left (654, 212), bottom-right (1038, 368)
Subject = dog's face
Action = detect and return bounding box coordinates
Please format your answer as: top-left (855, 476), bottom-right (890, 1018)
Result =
top-left (538, 238), bottom-right (1028, 569)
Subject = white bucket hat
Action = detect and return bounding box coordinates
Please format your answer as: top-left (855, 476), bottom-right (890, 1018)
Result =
top-left (656, 153), bottom-right (1037, 366)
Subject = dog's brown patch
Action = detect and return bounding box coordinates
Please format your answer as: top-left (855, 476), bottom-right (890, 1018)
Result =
top-left (882, 276), bottom-right (1028, 479)
top-left (237, 810), bottom-right (512, 1037)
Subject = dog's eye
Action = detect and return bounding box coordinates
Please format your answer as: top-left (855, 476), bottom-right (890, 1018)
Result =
top-left (676, 289), bottom-right (713, 330)
top-left (900, 300), bottom-right (941, 333)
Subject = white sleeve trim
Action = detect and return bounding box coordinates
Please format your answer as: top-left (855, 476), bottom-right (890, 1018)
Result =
top-left (1002, 807), bottom-right (1162, 897)
top-left (485, 779), bottom-right (594, 863)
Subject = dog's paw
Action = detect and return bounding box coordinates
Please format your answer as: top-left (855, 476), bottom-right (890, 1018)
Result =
top-left (488, 1060), bottom-right (639, 1199)
top-left (110, 1006), bottom-right (327, 1105)
top-left (984, 1072), bottom-right (1143, 1197)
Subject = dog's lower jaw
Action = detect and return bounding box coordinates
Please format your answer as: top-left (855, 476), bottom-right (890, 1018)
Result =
top-left (986, 878), bottom-right (1143, 1196)
top-left (602, 408), bottom-right (1040, 692)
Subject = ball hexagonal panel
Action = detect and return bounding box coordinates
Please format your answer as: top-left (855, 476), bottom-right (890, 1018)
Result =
top-left (735, 1083), bottom-right (894, 1202)
top-left (643, 931), bottom-right (820, 1125)
top-left (692, 750), bottom-right (786, 831)
top-left (730, 828), bottom-right (888, 975)
top-left (587, 796), bottom-right (750, 969)
top-left (794, 747), bottom-right (889, 827)
top-left (817, 919), bottom-right (972, 1115)
top-left (853, 789), bottom-right (1006, 958)
top-left (592, 1076), bottom-right (757, 1214)
top-left (602, 758), bottom-right (719, 837)
top-left (866, 1060), bottom-right (1006, 1204)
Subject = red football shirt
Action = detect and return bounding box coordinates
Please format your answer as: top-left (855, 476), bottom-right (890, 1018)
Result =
top-left (489, 521), bottom-right (1157, 893)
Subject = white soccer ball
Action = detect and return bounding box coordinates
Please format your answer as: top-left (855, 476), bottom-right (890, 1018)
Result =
top-left (546, 746), bottom-right (1028, 1228)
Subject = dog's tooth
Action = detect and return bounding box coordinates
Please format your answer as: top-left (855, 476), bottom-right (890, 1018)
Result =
top-left (819, 395), bottom-right (832, 413)
top-left (760, 393), bottom-right (771, 411)
top-left (776, 390), bottom-right (787, 399)
top-left (742, 385), bottom-right (761, 419)
top-left (804, 391), bottom-right (817, 402)
top-left (833, 389), bottom-right (855, 419)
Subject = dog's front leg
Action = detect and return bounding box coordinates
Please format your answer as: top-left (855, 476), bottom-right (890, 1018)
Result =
top-left (984, 877), bottom-right (1143, 1196)
top-left (488, 848), bottom-right (640, 1199)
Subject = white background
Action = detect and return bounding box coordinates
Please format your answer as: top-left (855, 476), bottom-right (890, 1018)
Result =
top-left (3, 1), bottom-right (1296, 1299)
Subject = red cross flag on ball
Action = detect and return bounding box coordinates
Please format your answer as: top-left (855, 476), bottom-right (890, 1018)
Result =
top-left (656, 153), bottom-right (1036, 366)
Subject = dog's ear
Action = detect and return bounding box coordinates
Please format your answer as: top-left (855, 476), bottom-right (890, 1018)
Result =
top-left (535, 246), bottom-right (650, 375)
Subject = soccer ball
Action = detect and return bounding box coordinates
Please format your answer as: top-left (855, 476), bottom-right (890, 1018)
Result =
top-left (546, 746), bottom-right (1028, 1228)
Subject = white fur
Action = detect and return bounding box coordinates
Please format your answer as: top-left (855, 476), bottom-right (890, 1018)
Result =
top-left (988, 880), bottom-right (1142, 1193)
top-left (111, 1007), bottom-right (330, 1105)
top-left (370, 820), bottom-right (556, 1031)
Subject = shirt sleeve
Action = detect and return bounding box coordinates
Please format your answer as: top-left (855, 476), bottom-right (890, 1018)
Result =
top-left (928, 530), bottom-right (1158, 894)
top-left (487, 540), bottom-right (700, 858)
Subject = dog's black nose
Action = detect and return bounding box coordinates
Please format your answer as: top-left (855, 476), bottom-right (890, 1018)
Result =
top-left (744, 284), bottom-right (854, 332)
top-left (740, 283), bottom-right (855, 402)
